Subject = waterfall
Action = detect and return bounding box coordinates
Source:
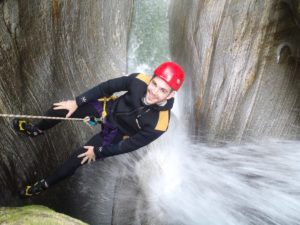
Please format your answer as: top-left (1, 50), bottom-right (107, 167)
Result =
top-left (126, 0), bottom-right (300, 224)
top-left (127, 0), bottom-right (171, 74)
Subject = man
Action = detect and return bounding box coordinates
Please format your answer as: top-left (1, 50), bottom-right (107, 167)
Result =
top-left (14, 62), bottom-right (185, 197)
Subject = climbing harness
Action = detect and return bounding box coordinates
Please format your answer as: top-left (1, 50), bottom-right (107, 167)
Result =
top-left (86, 96), bottom-right (117, 126)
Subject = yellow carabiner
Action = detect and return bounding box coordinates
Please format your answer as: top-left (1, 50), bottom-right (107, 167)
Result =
top-left (98, 96), bottom-right (117, 121)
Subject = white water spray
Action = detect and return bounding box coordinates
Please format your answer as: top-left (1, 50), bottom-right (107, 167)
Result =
top-left (125, 0), bottom-right (300, 224)
top-left (134, 124), bottom-right (300, 225)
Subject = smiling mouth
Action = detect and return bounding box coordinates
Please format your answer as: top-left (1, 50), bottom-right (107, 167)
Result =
top-left (147, 92), bottom-right (156, 101)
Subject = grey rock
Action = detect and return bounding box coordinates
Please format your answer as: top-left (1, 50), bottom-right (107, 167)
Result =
top-left (170, 0), bottom-right (300, 142)
top-left (0, 0), bottom-right (133, 223)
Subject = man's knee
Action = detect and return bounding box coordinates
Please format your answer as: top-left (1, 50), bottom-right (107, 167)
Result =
top-left (70, 147), bottom-right (86, 160)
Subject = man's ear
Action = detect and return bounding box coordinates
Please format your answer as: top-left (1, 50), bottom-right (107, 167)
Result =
top-left (167, 91), bottom-right (176, 100)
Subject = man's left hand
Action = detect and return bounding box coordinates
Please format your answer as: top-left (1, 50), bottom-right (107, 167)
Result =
top-left (78, 146), bottom-right (96, 164)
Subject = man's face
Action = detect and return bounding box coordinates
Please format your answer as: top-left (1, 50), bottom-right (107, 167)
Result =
top-left (145, 76), bottom-right (175, 105)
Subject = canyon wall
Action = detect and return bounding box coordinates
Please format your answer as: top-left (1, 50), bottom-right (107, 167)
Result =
top-left (170, 0), bottom-right (300, 141)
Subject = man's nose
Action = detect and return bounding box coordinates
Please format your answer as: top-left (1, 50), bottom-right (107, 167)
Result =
top-left (152, 87), bottom-right (159, 95)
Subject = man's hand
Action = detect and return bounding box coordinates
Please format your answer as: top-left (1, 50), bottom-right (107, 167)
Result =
top-left (53, 100), bottom-right (78, 118)
top-left (77, 146), bottom-right (96, 165)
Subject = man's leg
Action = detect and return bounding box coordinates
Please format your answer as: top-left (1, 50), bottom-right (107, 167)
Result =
top-left (13, 103), bottom-right (99, 136)
top-left (20, 132), bottom-right (104, 197)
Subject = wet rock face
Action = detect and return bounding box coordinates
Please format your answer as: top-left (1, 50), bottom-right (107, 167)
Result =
top-left (0, 0), bottom-right (133, 203)
top-left (170, 0), bottom-right (300, 141)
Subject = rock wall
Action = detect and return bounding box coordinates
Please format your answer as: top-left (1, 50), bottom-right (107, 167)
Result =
top-left (170, 0), bottom-right (300, 142)
top-left (0, 0), bottom-right (133, 205)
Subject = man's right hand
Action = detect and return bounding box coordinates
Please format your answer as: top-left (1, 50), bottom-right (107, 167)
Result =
top-left (77, 146), bottom-right (96, 164)
top-left (53, 100), bottom-right (78, 118)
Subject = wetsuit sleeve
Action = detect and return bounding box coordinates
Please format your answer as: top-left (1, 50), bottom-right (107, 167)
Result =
top-left (94, 128), bottom-right (164, 159)
top-left (75, 74), bottom-right (137, 106)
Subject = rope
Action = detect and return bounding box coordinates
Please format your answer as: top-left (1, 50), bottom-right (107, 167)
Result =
top-left (0, 113), bottom-right (84, 121)
top-left (0, 96), bottom-right (118, 123)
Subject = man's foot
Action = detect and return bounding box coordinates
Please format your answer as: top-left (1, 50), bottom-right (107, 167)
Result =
top-left (19, 179), bottom-right (48, 198)
top-left (12, 118), bottom-right (43, 137)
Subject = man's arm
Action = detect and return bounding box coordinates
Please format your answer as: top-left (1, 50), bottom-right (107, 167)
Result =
top-left (94, 128), bottom-right (164, 159)
top-left (76, 74), bottom-right (135, 106)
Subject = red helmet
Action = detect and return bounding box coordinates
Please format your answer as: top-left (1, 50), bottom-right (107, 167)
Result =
top-left (154, 62), bottom-right (185, 91)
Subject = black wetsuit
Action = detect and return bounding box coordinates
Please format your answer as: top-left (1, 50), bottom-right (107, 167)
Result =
top-left (36, 73), bottom-right (174, 186)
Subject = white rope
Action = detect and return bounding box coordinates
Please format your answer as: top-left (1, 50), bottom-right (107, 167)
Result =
top-left (0, 113), bottom-right (84, 121)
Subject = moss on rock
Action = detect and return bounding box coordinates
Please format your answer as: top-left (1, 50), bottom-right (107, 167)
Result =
top-left (0, 205), bottom-right (87, 225)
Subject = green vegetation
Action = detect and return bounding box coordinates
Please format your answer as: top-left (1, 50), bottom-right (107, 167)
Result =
top-left (0, 205), bottom-right (87, 225)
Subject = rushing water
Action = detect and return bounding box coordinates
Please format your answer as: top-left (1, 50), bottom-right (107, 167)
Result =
top-left (125, 0), bottom-right (300, 224)
top-left (132, 125), bottom-right (300, 225)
